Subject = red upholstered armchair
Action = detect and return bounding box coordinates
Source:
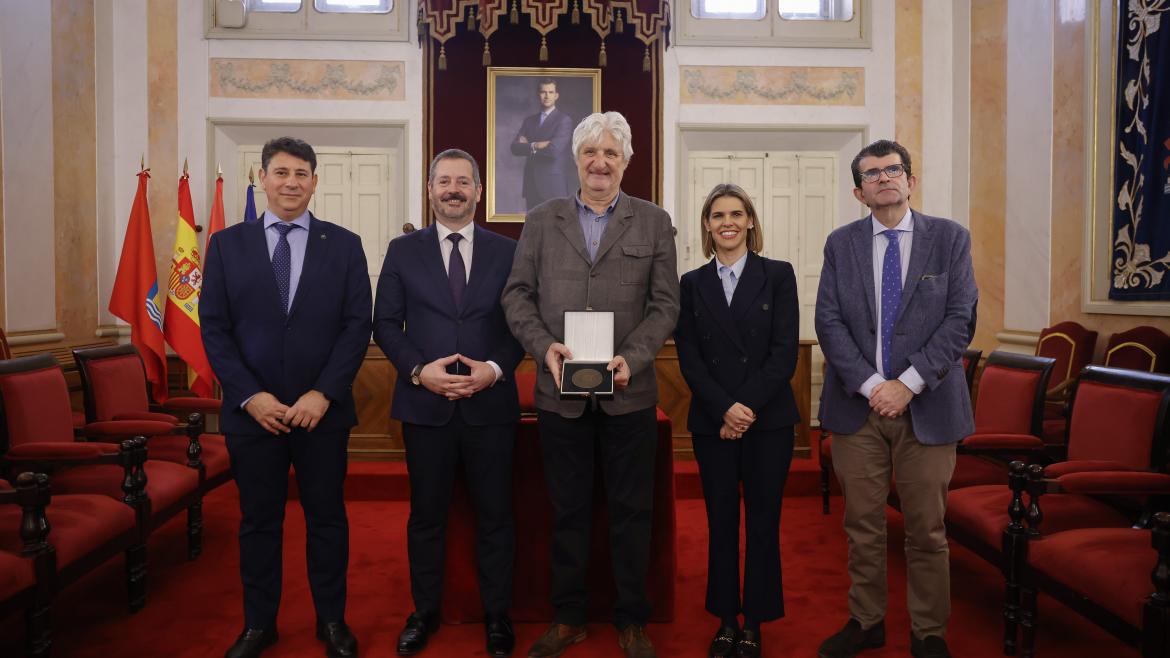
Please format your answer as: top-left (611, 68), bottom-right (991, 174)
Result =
top-left (946, 366), bottom-right (1170, 654)
top-left (1105, 325), bottom-right (1170, 374)
top-left (1036, 321), bottom-right (1098, 443)
top-left (73, 344), bottom-right (231, 497)
top-left (0, 353), bottom-right (203, 563)
top-left (0, 355), bottom-right (150, 612)
top-left (0, 471), bottom-right (142, 656)
top-left (1013, 510), bottom-right (1170, 657)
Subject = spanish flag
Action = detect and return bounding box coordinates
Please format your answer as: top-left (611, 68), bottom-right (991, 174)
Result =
top-left (164, 171), bottom-right (215, 397)
top-left (109, 168), bottom-right (169, 402)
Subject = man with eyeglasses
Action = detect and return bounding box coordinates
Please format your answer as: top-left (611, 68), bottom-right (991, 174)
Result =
top-left (814, 140), bottom-right (978, 658)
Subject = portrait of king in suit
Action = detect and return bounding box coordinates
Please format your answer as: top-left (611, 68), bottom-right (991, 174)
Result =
top-left (487, 68), bottom-right (600, 221)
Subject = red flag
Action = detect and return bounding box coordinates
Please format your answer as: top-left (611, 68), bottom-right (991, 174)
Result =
top-left (109, 169), bottom-right (169, 402)
top-left (163, 173), bottom-right (215, 397)
top-left (207, 172), bottom-right (225, 237)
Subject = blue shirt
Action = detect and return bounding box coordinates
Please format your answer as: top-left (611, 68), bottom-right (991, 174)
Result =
top-left (575, 191), bottom-right (620, 263)
top-left (263, 210), bottom-right (310, 312)
top-left (714, 252), bottom-right (747, 306)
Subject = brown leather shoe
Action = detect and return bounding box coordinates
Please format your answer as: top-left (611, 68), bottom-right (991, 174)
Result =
top-left (617, 625), bottom-right (657, 658)
top-left (526, 623), bottom-right (587, 658)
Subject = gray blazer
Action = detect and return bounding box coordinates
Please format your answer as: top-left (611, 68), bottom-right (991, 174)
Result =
top-left (502, 193), bottom-right (681, 418)
top-left (814, 210), bottom-right (978, 445)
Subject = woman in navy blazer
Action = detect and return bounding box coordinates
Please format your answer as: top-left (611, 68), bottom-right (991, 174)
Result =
top-left (674, 183), bottom-right (801, 658)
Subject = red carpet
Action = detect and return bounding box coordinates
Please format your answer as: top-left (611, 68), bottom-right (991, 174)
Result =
top-left (0, 458), bottom-right (1137, 657)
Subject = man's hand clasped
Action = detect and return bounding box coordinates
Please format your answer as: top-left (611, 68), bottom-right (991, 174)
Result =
top-left (870, 379), bottom-right (913, 418)
top-left (245, 389), bottom-right (332, 435)
top-left (421, 354), bottom-right (496, 400)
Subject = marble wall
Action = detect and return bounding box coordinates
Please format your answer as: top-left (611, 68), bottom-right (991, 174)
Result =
top-left (969, 0), bottom-right (1007, 352)
top-left (52, 0), bottom-right (99, 344)
top-left (0, 0), bottom-right (56, 338)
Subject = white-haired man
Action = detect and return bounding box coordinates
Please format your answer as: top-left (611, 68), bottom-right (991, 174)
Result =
top-left (502, 112), bottom-right (680, 658)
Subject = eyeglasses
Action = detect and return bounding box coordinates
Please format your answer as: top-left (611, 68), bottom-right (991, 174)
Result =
top-left (858, 164), bottom-right (907, 183)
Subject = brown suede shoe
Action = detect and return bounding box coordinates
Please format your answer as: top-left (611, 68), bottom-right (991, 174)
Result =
top-left (617, 625), bottom-right (657, 658)
top-left (526, 623), bottom-right (587, 658)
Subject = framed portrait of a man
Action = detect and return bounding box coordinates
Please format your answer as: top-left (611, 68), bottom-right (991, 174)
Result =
top-left (486, 67), bottom-right (601, 222)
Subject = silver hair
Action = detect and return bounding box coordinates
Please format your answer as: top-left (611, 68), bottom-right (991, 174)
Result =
top-left (428, 148), bottom-right (482, 187)
top-left (571, 112), bottom-right (634, 162)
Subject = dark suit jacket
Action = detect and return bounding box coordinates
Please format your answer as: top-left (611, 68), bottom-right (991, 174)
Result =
top-left (373, 224), bottom-right (524, 427)
top-left (814, 210), bottom-right (978, 445)
top-left (502, 193), bottom-right (680, 418)
top-left (675, 252), bottom-right (801, 435)
top-left (510, 108), bottom-right (575, 207)
top-left (200, 212), bottom-right (373, 435)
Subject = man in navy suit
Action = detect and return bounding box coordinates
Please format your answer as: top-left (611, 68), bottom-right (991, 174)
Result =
top-left (815, 140), bottom-right (978, 658)
top-left (374, 149), bottom-right (524, 657)
top-left (201, 137), bottom-right (372, 658)
top-left (510, 79), bottom-right (575, 210)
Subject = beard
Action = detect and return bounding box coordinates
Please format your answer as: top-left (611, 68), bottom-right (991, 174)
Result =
top-left (430, 192), bottom-right (476, 223)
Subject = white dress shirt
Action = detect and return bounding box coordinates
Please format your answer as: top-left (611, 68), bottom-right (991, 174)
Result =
top-left (858, 209), bottom-right (926, 399)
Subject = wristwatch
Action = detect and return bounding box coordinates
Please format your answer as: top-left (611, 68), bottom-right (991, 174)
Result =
top-left (410, 363), bottom-right (423, 386)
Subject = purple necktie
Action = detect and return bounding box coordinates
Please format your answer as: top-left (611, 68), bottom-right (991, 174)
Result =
top-left (447, 233), bottom-right (466, 309)
top-left (271, 222), bottom-right (296, 315)
top-left (880, 229), bottom-right (902, 379)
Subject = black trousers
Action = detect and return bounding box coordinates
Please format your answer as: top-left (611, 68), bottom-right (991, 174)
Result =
top-left (692, 426), bottom-right (794, 623)
top-left (402, 413), bottom-right (515, 616)
top-left (537, 406), bottom-right (657, 630)
top-left (226, 428), bottom-right (350, 629)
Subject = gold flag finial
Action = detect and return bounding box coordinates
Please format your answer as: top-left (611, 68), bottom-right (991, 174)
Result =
top-left (183, 157), bottom-right (189, 177)
top-left (140, 153), bottom-right (145, 170)
top-left (217, 162), bottom-right (223, 177)
top-left (248, 166), bottom-right (255, 184)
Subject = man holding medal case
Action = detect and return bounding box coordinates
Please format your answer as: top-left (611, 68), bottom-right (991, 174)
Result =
top-left (502, 111), bottom-right (680, 658)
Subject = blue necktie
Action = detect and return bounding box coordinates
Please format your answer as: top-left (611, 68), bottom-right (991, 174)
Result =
top-left (271, 222), bottom-right (296, 314)
top-left (880, 229), bottom-right (902, 379)
top-left (447, 233), bottom-right (466, 309)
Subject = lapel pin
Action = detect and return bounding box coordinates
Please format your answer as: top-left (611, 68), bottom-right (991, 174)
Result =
top-left (320, 234), bottom-right (326, 239)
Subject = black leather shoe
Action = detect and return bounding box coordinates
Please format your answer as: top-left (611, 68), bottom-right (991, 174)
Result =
top-left (708, 626), bottom-right (739, 658)
top-left (224, 628), bottom-right (277, 658)
top-left (817, 619), bottom-right (885, 658)
top-left (485, 614), bottom-right (515, 657)
top-left (316, 621), bottom-right (358, 658)
top-left (735, 629), bottom-right (761, 658)
top-left (397, 611), bottom-right (439, 656)
top-left (910, 633), bottom-right (951, 658)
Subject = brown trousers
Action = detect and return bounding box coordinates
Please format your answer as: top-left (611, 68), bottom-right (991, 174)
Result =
top-left (832, 411), bottom-right (957, 639)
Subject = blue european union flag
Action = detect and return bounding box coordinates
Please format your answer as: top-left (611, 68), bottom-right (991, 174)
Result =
top-left (243, 183), bottom-right (258, 223)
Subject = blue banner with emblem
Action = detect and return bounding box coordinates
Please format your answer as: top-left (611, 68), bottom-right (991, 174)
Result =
top-left (1111, 1), bottom-right (1170, 301)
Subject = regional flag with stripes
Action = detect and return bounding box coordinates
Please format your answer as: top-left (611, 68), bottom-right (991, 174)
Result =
top-left (109, 168), bottom-right (169, 402)
top-left (164, 172), bottom-right (215, 397)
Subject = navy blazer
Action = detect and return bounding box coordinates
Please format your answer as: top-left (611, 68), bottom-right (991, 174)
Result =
top-left (814, 211), bottom-right (978, 445)
top-left (373, 224), bottom-right (524, 427)
top-left (510, 108), bottom-right (575, 204)
top-left (675, 252), bottom-right (802, 435)
top-left (200, 213), bottom-right (373, 435)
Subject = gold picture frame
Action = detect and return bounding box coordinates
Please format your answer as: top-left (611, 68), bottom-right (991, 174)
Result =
top-left (486, 67), bottom-right (601, 223)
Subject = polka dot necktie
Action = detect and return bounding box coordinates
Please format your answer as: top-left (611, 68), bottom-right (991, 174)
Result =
top-left (880, 229), bottom-right (902, 379)
top-left (447, 233), bottom-right (466, 309)
top-left (271, 222), bottom-right (297, 315)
